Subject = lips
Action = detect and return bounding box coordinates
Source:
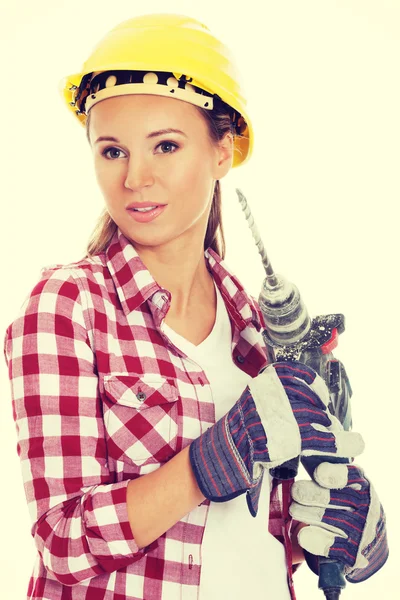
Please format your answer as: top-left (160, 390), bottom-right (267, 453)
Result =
top-left (127, 204), bottom-right (166, 223)
top-left (130, 206), bottom-right (159, 212)
top-left (126, 203), bottom-right (165, 210)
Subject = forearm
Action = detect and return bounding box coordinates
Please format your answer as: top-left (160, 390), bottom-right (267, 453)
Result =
top-left (127, 445), bottom-right (306, 563)
top-left (127, 444), bottom-right (206, 548)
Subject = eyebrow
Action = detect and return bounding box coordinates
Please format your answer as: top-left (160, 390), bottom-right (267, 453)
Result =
top-left (94, 128), bottom-right (188, 145)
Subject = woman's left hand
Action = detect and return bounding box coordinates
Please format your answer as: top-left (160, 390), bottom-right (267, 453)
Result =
top-left (289, 462), bottom-right (389, 582)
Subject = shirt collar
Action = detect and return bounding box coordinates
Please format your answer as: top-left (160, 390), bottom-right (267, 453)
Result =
top-left (105, 228), bottom-right (263, 332)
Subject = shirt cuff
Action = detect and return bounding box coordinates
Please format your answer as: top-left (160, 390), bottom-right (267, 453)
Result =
top-left (82, 479), bottom-right (157, 571)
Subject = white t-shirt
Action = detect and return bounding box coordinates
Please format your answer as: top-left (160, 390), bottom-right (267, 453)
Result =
top-left (162, 280), bottom-right (290, 599)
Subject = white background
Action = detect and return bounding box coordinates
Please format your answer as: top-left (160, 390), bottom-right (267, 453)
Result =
top-left (0, 0), bottom-right (398, 598)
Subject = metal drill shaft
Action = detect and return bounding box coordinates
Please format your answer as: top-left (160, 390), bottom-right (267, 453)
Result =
top-left (236, 188), bottom-right (278, 286)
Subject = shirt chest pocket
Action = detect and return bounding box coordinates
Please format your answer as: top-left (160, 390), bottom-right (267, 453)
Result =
top-left (103, 374), bottom-right (180, 467)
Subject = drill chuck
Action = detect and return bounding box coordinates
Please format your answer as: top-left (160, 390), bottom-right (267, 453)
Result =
top-left (258, 274), bottom-right (311, 346)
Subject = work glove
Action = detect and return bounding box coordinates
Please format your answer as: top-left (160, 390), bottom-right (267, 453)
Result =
top-left (290, 462), bottom-right (389, 581)
top-left (189, 361), bottom-right (364, 517)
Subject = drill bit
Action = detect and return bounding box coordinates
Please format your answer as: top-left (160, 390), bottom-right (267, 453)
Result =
top-left (236, 188), bottom-right (311, 345)
top-left (235, 188), bottom-right (278, 286)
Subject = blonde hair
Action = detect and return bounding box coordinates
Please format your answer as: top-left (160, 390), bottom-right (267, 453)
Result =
top-left (85, 100), bottom-right (239, 260)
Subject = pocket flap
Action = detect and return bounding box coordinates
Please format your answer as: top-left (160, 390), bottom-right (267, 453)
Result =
top-left (103, 374), bottom-right (178, 410)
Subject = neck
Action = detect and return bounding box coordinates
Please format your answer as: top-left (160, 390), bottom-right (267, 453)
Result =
top-left (135, 242), bottom-right (214, 319)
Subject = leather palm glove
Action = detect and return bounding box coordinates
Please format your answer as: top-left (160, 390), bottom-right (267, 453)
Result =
top-left (290, 462), bottom-right (389, 581)
top-left (189, 361), bottom-right (365, 517)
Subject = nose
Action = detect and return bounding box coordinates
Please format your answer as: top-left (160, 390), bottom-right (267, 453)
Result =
top-left (124, 156), bottom-right (155, 191)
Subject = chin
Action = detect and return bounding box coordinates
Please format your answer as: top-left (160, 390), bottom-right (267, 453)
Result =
top-left (117, 224), bottom-right (167, 248)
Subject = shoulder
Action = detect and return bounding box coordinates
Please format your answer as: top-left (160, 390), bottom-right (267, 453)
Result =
top-left (4, 254), bottom-right (107, 342)
top-left (206, 248), bottom-right (265, 329)
top-left (3, 259), bottom-right (102, 388)
top-left (38, 253), bottom-right (107, 291)
top-left (21, 256), bottom-right (102, 310)
top-left (34, 250), bottom-right (113, 302)
top-left (248, 293), bottom-right (266, 329)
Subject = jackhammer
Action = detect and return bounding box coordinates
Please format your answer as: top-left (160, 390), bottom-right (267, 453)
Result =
top-left (236, 188), bottom-right (353, 600)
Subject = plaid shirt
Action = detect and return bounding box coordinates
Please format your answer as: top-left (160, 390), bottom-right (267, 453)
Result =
top-left (4, 228), bottom-right (295, 600)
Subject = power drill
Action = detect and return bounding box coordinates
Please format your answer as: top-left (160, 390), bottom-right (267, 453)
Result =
top-left (236, 189), bottom-right (353, 600)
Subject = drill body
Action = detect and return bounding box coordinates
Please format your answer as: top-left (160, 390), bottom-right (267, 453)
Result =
top-left (259, 275), bottom-right (353, 599)
top-left (236, 187), bottom-right (355, 598)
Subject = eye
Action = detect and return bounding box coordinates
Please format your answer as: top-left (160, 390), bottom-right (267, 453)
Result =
top-left (155, 141), bottom-right (179, 154)
top-left (100, 141), bottom-right (179, 160)
top-left (101, 147), bottom-right (126, 160)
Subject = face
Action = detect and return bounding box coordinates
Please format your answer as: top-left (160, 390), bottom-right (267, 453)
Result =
top-left (88, 94), bottom-right (233, 254)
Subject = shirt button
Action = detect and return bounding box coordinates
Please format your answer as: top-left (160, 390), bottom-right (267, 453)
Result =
top-left (136, 392), bottom-right (146, 401)
top-left (236, 355), bottom-right (245, 364)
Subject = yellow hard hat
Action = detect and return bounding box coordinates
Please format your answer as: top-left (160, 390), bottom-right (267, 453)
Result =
top-left (59, 13), bottom-right (253, 167)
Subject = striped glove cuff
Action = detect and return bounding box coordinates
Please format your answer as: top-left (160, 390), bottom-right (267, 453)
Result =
top-left (346, 501), bottom-right (389, 582)
top-left (189, 389), bottom-right (266, 515)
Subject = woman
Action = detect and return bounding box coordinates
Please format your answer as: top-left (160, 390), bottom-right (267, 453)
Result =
top-left (4, 13), bottom-right (387, 600)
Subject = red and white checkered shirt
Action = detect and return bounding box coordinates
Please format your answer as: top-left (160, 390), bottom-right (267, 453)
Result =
top-left (4, 228), bottom-right (295, 600)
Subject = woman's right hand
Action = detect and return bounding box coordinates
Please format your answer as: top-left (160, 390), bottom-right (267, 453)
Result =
top-left (189, 361), bottom-right (365, 517)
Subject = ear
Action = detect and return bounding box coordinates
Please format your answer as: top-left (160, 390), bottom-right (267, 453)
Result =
top-left (213, 132), bottom-right (234, 179)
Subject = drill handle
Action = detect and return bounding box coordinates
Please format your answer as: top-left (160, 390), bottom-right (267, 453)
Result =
top-left (299, 348), bottom-right (353, 432)
top-left (264, 318), bottom-right (354, 599)
top-left (299, 353), bottom-right (353, 597)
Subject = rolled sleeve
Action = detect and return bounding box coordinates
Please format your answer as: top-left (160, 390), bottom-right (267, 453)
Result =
top-left (4, 267), bottom-right (151, 586)
top-left (82, 481), bottom-right (146, 569)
